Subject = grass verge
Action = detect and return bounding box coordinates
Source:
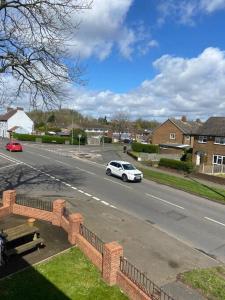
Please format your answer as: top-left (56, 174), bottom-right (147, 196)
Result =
top-left (0, 248), bottom-right (128, 300)
top-left (180, 267), bottom-right (225, 300)
top-left (141, 167), bottom-right (225, 203)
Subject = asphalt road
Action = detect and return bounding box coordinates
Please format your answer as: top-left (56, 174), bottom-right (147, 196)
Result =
top-left (1, 141), bottom-right (225, 267)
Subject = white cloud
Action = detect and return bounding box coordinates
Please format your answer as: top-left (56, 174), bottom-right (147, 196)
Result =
top-left (157, 0), bottom-right (225, 25)
top-left (67, 0), bottom-right (155, 60)
top-left (66, 47), bottom-right (225, 120)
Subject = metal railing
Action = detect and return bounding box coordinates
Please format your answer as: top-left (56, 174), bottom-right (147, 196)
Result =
top-left (79, 224), bottom-right (104, 255)
top-left (63, 207), bottom-right (70, 220)
top-left (16, 195), bottom-right (53, 212)
top-left (120, 257), bottom-right (174, 300)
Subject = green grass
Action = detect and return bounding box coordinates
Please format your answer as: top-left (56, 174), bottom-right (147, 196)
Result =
top-left (0, 248), bottom-right (128, 300)
top-left (141, 168), bottom-right (225, 203)
top-left (180, 267), bottom-right (225, 300)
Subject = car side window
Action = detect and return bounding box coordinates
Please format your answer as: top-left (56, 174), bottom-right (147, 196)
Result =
top-left (117, 163), bottom-right (122, 169)
top-left (110, 162), bottom-right (116, 167)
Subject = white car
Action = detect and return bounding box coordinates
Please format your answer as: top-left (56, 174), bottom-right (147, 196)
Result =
top-left (106, 160), bottom-right (143, 182)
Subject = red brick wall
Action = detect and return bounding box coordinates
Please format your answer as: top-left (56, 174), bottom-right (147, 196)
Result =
top-left (13, 204), bottom-right (53, 222)
top-left (61, 216), bottom-right (69, 232)
top-left (152, 120), bottom-right (184, 145)
top-left (77, 234), bottom-right (103, 270)
top-left (0, 206), bottom-right (10, 218)
top-left (193, 136), bottom-right (225, 165)
top-left (117, 271), bottom-right (151, 300)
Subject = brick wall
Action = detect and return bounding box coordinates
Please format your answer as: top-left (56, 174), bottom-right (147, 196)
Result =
top-left (193, 136), bottom-right (225, 166)
top-left (0, 206), bottom-right (10, 218)
top-left (77, 234), bottom-right (103, 270)
top-left (117, 271), bottom-right (151, 300)
top-left (152, 120), bottom-right (184, 145)
top-left (13, 204), bottom-right (53, 222)
top-left (61, 216), bottom-right (69, 232)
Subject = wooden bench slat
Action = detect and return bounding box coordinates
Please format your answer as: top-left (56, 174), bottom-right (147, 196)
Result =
top-left (3, 225), bottom-right (39, 242)
top-left (5, 238), bottom-right (44, 256)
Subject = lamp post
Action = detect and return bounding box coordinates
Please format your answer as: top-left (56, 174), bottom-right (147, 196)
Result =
top-left (78, 134), bottom-right (82, 153)
top-left (71, 111), bottom-right (74, 145)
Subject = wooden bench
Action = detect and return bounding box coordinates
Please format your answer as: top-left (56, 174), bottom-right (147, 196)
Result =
top-left (2, 224), bottom-right (44, 258)
top-left (5, 238), bottom-right (44, 257)
top-left (3, 224), bottom-right (40, 243)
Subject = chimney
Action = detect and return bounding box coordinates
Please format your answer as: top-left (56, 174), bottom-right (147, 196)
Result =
top-left (181, 115), bottom-right (187, 122)
top-left (16, 107), bottom-right (24, 111)
top-left (7, 107), bottom-right (13, 112)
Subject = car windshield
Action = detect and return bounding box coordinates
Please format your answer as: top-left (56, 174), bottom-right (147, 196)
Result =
top-left (13, 143), bottom-right (20, 145)
top-left (122, 164), bottom-right (136, 170)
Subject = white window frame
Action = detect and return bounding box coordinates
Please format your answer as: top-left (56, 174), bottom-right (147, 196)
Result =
top-left (214, 137), bottom-right (225, 145)
top-left (213, 155), bottom-right (225, 165)
top-left (198, 136), bottom-right (207, 143)
top-left (170, 133), bottom-right (176, 140)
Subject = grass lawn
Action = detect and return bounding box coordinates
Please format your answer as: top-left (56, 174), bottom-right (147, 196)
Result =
top-left (0, 248), bottom-right (128, 300)
top-left (180, 267), bottom-right (225, 300)
top-left (141, 168), bottom-right (225, 203)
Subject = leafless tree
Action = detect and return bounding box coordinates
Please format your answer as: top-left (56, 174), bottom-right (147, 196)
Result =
top-left (111, 112), bottom-right (131, 139)
top-left (0, 0), bottom-right (91, 109)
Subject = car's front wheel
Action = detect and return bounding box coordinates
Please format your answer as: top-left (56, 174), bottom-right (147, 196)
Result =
top-left (106, 168), bottom-right (111, 176)
top-left (122, 174), bottom-right (128, 182)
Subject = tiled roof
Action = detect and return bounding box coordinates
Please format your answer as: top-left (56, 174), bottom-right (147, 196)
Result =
top-left (169, 118), bottom-right (202, 134)
top-left (195, 117), bottom-right (225, 136)
top-left (0, 109), bottom-right (17, 121)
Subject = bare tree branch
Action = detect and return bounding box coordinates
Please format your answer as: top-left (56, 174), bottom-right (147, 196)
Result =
top-left (0, 0), bottom-right (92, 109)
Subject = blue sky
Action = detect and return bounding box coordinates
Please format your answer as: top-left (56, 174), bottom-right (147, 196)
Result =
top-left (11, 0), bottom-right (225, 121)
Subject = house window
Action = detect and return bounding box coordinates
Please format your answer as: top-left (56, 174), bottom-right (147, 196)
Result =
top-left (213, 155), bottom-right (225, 165)
top-left (170, 133), bottom-right (176, 140)
top-left (214, 137), bottom-right (225, 145)
top-left (198, 136), bottom-right (207, 143)
top-left (185, 135), bottom-right (190, 140)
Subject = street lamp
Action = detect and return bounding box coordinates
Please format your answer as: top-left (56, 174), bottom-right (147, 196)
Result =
top-left (78, 134), bottom-right (82, 153)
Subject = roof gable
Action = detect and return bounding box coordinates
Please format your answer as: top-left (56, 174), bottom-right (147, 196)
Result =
top-left (0, 109), bottom-right (17, 121)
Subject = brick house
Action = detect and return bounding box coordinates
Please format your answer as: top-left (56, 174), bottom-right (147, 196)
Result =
top-left (192, 117), bottom-right (225, 171)
top-left (151, 117), bottom-right (201, 147)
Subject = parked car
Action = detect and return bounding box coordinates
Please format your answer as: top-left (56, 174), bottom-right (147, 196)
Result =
top-left (5, 142), bottom-right (23, 152)
top-left (106, 160), bottom-right (143, 182)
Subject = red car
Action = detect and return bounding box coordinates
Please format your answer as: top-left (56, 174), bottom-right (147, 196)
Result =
top-left (6, 142), bottom-right (23, 152)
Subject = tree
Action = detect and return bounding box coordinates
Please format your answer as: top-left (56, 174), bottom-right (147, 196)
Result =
top-left (0, 0), bottom-right (91, 109)
top-left (111, 112), bottom-right (130, 139)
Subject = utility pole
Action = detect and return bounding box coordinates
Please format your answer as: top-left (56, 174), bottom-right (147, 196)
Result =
top-left (71, 111), bottom-right (74, 145)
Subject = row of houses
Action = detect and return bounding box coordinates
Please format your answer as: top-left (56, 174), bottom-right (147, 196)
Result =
top-left (151, 116), bottom-right (225, 171)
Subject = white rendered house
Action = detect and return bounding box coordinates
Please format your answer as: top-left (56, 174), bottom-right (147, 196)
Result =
top-left (0, 107), bottom-right (34, 138)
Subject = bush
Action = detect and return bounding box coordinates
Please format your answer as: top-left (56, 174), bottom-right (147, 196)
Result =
top-left (180, 148), bottom-right (193, 162)
top-left (159, 158), bottom-right (194, 173)
top-left (102, 136), bottom-right (112, 143)
top-left (131, 142), bottom-right (159, 153)
top-left (42, 135), bottom-right (70, 144)
top-left (13, 133), bottom-right (37, 141)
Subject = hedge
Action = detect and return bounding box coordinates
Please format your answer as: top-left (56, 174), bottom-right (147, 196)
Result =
top-left (12, 133), bottom-right (86, 145)
top-left (131, 142), bottom-right (159, 153)
top-left (159, 158), bottom-right (194, 173)
top-left (13, 133), bottom-right (36, 141)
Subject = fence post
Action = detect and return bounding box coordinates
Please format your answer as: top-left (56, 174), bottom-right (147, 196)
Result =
top-left (68, 213), bottom-right (84, 245)
top-left (52, 199), bottom-right (66, 226)
top-left (102, 241), bottom-right (123, 286)
top-left (2, 190), bottom-right (16, 211)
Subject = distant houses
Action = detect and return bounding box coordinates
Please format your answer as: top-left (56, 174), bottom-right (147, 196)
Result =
top-left (0, 107), bottom-right (34, 138)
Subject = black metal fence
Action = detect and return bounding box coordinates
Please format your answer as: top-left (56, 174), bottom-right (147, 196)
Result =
top-left (63, 207), bottom-right (70, 220)
top-left (79, 223), bottom-right (104, 255)
top-left (16, 195), bottom-right (53, 212)
top-left (120, 257), bottom-right (174, 300)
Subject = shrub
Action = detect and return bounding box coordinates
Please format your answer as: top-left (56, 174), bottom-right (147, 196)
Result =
top-left (180, 148), bottom-right (193, 162)
top-left (42, 135), bottom-right (70, 144)
top-left (159, 158), bottom-right (194, 173)
top-left (131, 142), bottom-right (159, 153)
top-left (102, 136), bottom-right (112, 143)
top-left (13, 133), bottom-right (37, 141)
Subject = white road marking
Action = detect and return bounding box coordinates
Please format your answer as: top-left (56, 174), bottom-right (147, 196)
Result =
top-left (55, 178), bottom-right (60, 181)
top-left (65, 183), bottom-right (71, 187)
top-left (84, 192), bottom-right (92, 197)
top-left (92, 196), bottom-right (100, 201)
top-left (78, 190), bottom-right (84, 193)
top-left (204, 217), bottom-right (225, 227)
top-left (145, 193), bottom-right (185, 210)
top-left (104, 177), bottom-right (133, 189)
top-left (0, 163), bottom-right (21, 170)
top-left (71, 187), bottom-right (77, 190)
top-left (110, 205), bottom-right (117, 209)
top-left (101, 200), bottom-right (109, 206)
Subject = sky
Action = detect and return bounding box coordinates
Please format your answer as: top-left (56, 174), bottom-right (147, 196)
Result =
top-left (8, 0), bottom-right (225, 121)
